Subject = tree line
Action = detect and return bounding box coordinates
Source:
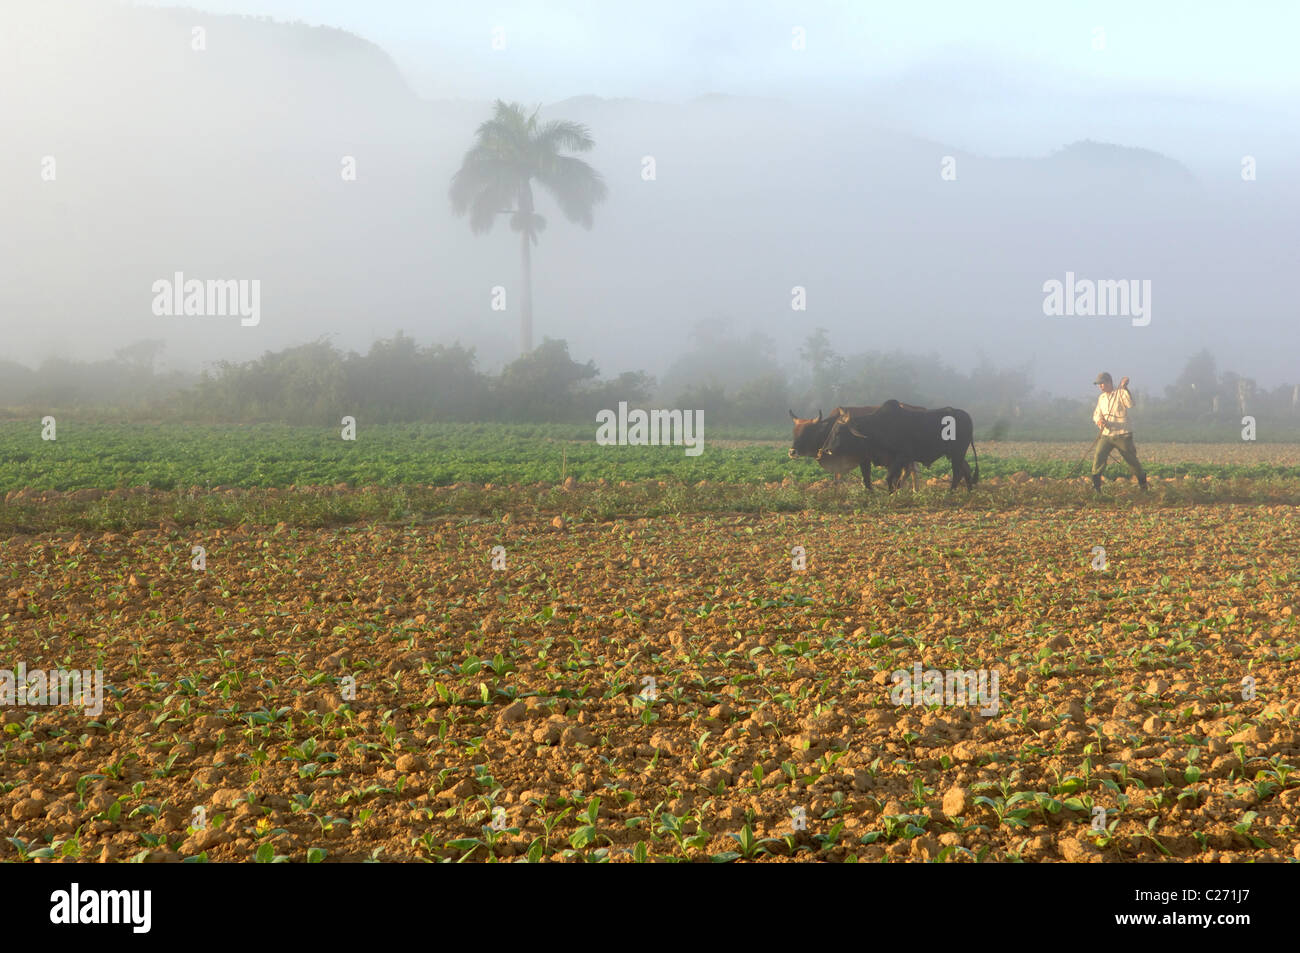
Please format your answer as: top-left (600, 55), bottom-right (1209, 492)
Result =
top-left (2, 329), bottom-right (1297, 439)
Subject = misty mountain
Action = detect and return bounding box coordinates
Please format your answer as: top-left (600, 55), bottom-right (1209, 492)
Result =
top-left (2, 0), bottom-right (1294, 398)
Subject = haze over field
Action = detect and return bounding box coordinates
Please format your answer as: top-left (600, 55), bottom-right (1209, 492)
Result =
top-left (2, 0), bottom-right (1296, 396)
top-left (6, 3), bottom-right (1300, 881)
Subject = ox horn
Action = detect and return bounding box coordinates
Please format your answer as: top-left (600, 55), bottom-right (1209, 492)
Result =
top-left (789, 409), bottom-right (797, 420)
top-left (814, 408), bottom-right (823, 423)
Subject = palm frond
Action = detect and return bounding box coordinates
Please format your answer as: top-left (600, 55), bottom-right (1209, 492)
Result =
top-left (450, 155), bottom-right (518, 213)
top-left (534, 119), bottom-right (596, 154)
top-left (466, 182), bottom-right (516, 234)
top-left (509, 210), bottom-right (547, 239)
top-left (534, 155), bottom-right (608, 227)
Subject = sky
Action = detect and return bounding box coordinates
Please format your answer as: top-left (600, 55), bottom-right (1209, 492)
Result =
top-left (4, 0), bottom-right (1297, 397)
top-left (130, 0), bottom-right (1298, 107)
top-left (125, 0), bottom-right (1300, 170)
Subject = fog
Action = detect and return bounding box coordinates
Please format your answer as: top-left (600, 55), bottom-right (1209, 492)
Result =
top-left (2, 0), bottom-right (1297, 398)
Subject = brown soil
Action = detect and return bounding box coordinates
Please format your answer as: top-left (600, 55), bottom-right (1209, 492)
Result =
top-left (2, 502), bottom-right (1298, 862)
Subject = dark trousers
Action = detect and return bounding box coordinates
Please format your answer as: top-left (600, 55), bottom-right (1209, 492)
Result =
top-left (1091, 432), bottom-right (1145, 478)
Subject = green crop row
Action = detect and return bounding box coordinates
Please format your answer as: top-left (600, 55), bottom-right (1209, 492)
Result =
top-left (2, 422), bottom-right (1299, 493)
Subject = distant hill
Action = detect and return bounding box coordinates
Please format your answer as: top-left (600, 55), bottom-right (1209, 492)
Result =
top-left (0, 1), bottom-right (1293, 396)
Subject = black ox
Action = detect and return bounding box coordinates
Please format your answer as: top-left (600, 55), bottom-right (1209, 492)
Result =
top-left (820, 400), bottom-right (980, 492)
top-left (788, 404), bottom-right (922, 490)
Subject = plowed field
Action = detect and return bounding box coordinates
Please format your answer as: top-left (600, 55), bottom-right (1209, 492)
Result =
top-left (3, 491), bottom-right (1298, 862)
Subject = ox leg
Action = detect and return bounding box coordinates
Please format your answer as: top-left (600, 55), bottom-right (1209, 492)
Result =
top-left (859, 461), bottom-right (873, 490)
top-left (886, 463), bottom-right (902, 493)
top-left (949, 457), bottom-right (961, 490)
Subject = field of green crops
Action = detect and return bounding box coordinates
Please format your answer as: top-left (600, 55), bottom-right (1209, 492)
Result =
top-left (4, 422), bottom-right (1300, 493)
top-left (4, 421), bottom-right (1300, 866)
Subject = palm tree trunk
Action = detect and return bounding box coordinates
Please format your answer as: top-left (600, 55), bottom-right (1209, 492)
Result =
top-left (520, 231), bottom-right (533, 354)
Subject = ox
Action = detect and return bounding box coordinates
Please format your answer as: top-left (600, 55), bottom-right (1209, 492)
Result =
top-left (788, 405), bottom-right (921, 490)
top-left (821, 400), bottom-right (980, 491)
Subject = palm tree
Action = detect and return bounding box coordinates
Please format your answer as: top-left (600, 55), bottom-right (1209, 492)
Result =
top-left (449, 101), bottom-right (608, 354)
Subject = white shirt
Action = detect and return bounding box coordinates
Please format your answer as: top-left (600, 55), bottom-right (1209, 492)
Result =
top-left (1094, 387), bottom-right (1133, 435)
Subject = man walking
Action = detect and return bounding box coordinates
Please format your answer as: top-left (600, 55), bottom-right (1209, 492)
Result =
top-left (1091, 372), bottom-right (1148, 492)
